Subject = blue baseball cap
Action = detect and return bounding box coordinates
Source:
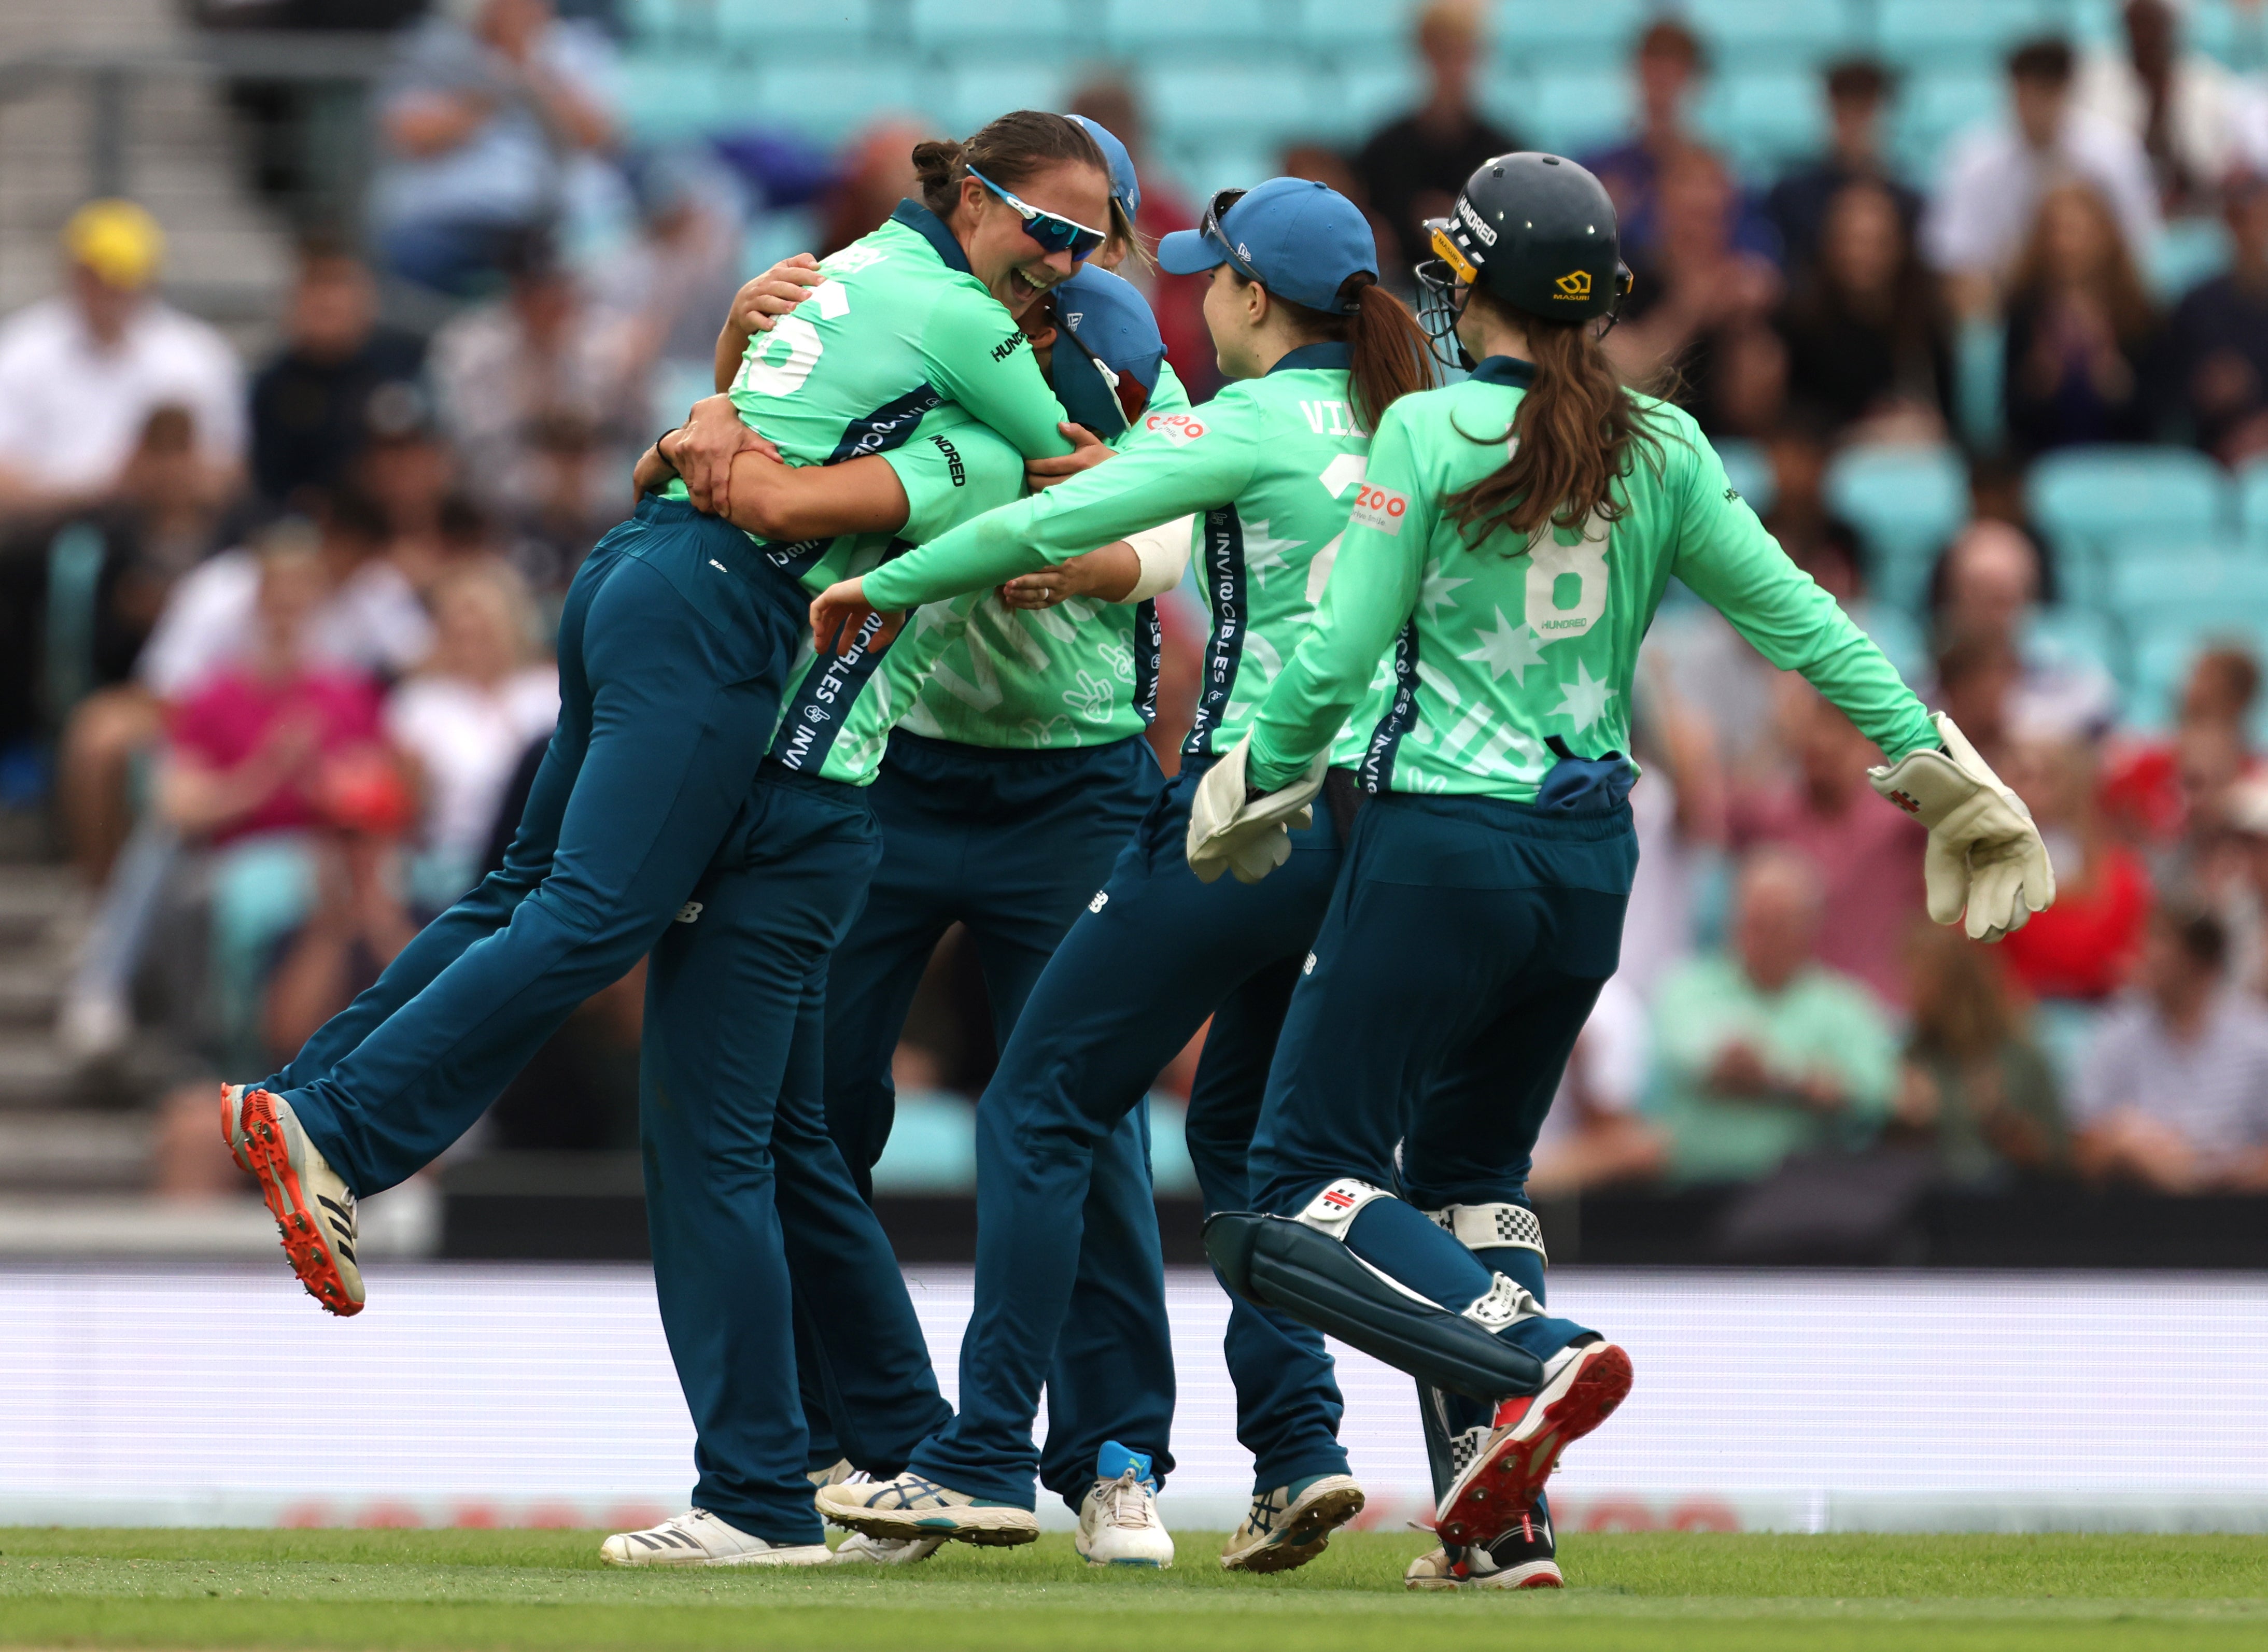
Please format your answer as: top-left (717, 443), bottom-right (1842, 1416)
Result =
top-left (1068, 114), bottom-right (1140, 220)
top-left (1157, 177), bottom-right (1377, 314)
top-left (1048, 263), bottom-right (1166, 436)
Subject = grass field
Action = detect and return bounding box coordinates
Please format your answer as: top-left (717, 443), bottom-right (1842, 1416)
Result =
top-left (5, 1528), bottom-right (2267, 1651)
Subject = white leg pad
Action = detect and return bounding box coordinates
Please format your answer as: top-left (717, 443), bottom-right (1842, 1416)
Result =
top-left (1426, 1201), bottom-right (1548, 1265)
top-left (1462, 1273), bottom-right (1546, 1331)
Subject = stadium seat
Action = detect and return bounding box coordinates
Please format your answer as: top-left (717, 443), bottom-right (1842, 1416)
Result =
top-left (2027, 447), bottom-right (2231, 574)
top-left (1700, 70), bottom-right (1829, 177)
top-left (2104, 543), bottom-right (2268, 633)
top-left (1822, 442), bottom-right (1968, 614)
top-left (1320, 64), bottom-right (1425, 145)
top-left (1892, 70), bottom-right (2002, 179)
top-left (1525, 69), bottom-right (1635, 158)
top-left (908, 0), bottom-right (1072, 51)
top-left (1876, 0), bottom-right (2058, 67)
top-left (1299, 0), bottom-right (1407, 54)
top-left (750, 57), bottom-right (929, 142)
top-left (625, 0), bottom-right (695, 49)
top-left (619, 54), bottom-right (731, 142)
top-left (2236, 458), bottom-right (2268, 549)
top-left (714, 0), bottom-right (877, 53)
top-left (2150, 214), bottom-right (2233, 301)
top-left (1104, 0), bottom-right (1277, 56)
top-left (2124, 619), bottom-right (2268, 732)
top-left (2027, 604), bottom-right (2123, 693)
top-left (1685, 0), bottom-right (1862, 67)
top-left (936, 58), bottom-right (1075, 137)
top-left (869, 1093), bottom-right (978, 1192)
top-left (1143, 64), bottom-right (1320, 149)
top-left (1495, 0), bottom-right (1653, 70)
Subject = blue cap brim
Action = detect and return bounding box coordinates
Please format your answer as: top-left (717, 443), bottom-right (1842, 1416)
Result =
top-left (1157, 228), bottom-right (1229, 276)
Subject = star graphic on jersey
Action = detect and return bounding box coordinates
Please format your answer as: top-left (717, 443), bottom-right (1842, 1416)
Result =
top-left (1551, 657), bottom-right (1619, 733)
top-left (1459, 606), bottom-right (1546, 685)
top-left (1419, 559), bottom-right (1471, 622)
top-left (1240, 519), bottom-right (1302, 589)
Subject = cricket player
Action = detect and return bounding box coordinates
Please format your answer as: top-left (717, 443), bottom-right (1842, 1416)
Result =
top-left (805, 177), bottom-right (1438, 1574)
top-left (1191, 152), bottom-right (2055, 1589)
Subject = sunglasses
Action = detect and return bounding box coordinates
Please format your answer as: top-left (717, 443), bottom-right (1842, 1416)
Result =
top-left (968, 167), bottom-right (1109, 263)
top-left (1198, 187), bottom-right (1264, 283)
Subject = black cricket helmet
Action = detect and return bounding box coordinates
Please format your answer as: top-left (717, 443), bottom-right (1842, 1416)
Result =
top-left (1414, 152), bottom-right (1631, 368)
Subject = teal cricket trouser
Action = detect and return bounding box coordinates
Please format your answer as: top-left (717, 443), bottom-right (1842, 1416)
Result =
top-left (267, 498), bottom-right (804, 1194)
top-left (906, 756), bottom-right (1353, 1508)
top-left (807, 729), bottom-right (1171, 1508)
top-left (641, 763), bottom-right (944, 1544)
top-left (1247, 787), bottom-right (1638, 1368)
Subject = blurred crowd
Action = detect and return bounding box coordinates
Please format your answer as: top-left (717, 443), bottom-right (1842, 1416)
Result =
top-left (7, 0), bottom-right (2268, 1211)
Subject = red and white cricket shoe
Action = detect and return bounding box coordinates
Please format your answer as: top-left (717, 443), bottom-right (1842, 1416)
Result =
top-left (1435, 1338), bottom-right (1631, 1547)
top-left (221, 1084), bottom-right (364, 1316)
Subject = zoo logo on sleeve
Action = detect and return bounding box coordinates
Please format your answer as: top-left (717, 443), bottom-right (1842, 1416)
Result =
top-left (1143, 412), bottom-right (1208, 447)
top-left (1349, 483), bottom-right (1410, 535)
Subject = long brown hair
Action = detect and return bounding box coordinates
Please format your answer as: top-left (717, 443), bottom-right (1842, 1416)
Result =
top-left (1444, 298), bottom-right (1665, 546)
top-left (1244, 273), bottom-right (1433, 433)
top-left (910, 111), bottom-right (1106, 220)
top-left (2005, 179), bottom-right (2156, 345)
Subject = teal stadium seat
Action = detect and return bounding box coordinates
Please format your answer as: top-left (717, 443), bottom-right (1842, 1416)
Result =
top-left (908, 0), bottom-right (1071, 51)
top-left (1892, 70), bottom-right (2002, 179)
top-left (620, 54), bottom-right (731, 142)
top-left (1495, 0), bottom-right (1653, 71)
top-left (1300, 0), bottom-right (1408, 54)
top-left (1144, 63), bottom-right (1320, 149)
top-left (714, 0), bottom-right (876, 52)
top-left (2236, 458), bottom-right (2268, 549)
top-left (1877, 0), bottom-right (2058, 67)
top-left (2150, 215), bottom-right (2233, 301)
top-left (1822, 442), bottom-right (1969, 614)
top-left (1105, 0), bottom-right (1277, 56)
top-left (1701, 70), bottom-right (1828, 177)
top-left (937, 58), bottom-right (1074, 138)
top-left (1686, 0), bottom-right (1862, 68)
top-left (869, 1092), bottom-right (978, 1193)
top-left (2104, 544), bottom-right (2268, 633)
top-left (750, 57), bottom-right (926, 141)
top-left (2125, 622), bottom-right (2268, 735)
top-left (1324, 64), bottom-right (1426, 145)
top-left (2027, 448), bottom-right (2231, 605)
top-left (1526, 69), bottom-right (1634, 158)
top-left (1159, 138), bottom-right (1279, 202)
top-left (2026, 604), bottom-right (2123, 694)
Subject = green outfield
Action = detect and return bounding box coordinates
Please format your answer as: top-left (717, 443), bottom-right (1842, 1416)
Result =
top-left (4, 1528), bottom-right (2267, 1651)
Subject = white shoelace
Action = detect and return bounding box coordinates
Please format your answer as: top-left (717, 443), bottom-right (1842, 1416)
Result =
top-left (1099, 1468), bottom-right (1154, 1530)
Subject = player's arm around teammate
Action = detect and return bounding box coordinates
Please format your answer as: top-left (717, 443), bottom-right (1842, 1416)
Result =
top-left (219, 115), bottom-right (1102, 1334)
top-left (1195, 154), bottom-right (2055, 1591)
top-left (810, 181), bottom-right (1446, 1576)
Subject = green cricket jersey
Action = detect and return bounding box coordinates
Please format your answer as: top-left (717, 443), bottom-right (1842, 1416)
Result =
top-left (663, 199), bottom-right (1073, 598)
top-left (768, 358), bottom-right (1194, 782)
top-left (1242, 357), bottom-right (1939, 799)
top-left (861, 342), bottom-right (1386, 763)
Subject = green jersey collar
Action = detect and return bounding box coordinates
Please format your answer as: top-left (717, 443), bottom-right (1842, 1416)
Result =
top-left (1267, 341), bottom-right (1351, 375)
top-left (889, 200), bottom-right (973, 274)
top-left (1469, 355), bottom-right (1537, 387)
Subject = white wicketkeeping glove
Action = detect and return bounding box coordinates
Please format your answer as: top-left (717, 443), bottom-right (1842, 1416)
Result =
top-left (1867, 711), bottom-right (2055, 943)
top-left (1186, 735), bottom-right (1328, 886)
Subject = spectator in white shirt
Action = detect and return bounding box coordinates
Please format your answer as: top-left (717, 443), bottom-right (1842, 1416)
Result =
top-left (1528, 974), bottom-right (1667, 1196)
top-left (0, 200), bottom-right (244, 520)
top-left (384, 560), bottom-right (558, 906)
top-left (2073, 899), bottom-right (2268, 1192)
top-left (1923, 37), bottom-right (2160, 316)
top-left (2075, 0), bottom-right (2260, 215)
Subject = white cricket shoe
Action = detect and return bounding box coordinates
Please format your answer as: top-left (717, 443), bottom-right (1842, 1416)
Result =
top-left (1074, 1442), bottom-right (1174, 1569)
top-left (599, 1508), bottom-right (831, 1568)
top-left (832, 1529), bottom-right (946, 1565)
top-left (221, 1084), bottom-right (364, 1316)
top-left (1436, 1338), bottom-right (1632, 1548)
top-left (1218, 1473), bottom-right (1365, 1573)
top-left (816, 1471), bottom-right (1039, 1547)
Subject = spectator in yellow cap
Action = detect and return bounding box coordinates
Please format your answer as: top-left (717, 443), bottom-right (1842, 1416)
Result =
top-left (0, 198), bottom-right (244, 520)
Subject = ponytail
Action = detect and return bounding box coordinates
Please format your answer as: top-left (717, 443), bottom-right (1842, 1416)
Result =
top-left (1443, 302), bottom-right (1664, 546)
top-left (911, 110), bottom-right (1108, 219)
top-left (1243, 273), bottom-right (1434, 433)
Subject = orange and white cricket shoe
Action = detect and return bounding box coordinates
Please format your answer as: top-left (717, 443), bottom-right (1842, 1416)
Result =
top-left (1435, 1338), bottom-right (1631, 1547)
top-left (221, 1084), bottom-right (364, 1316)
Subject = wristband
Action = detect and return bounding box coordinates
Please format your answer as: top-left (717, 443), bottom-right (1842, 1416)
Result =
top-left (653, 427), bottom-right (682, 474)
